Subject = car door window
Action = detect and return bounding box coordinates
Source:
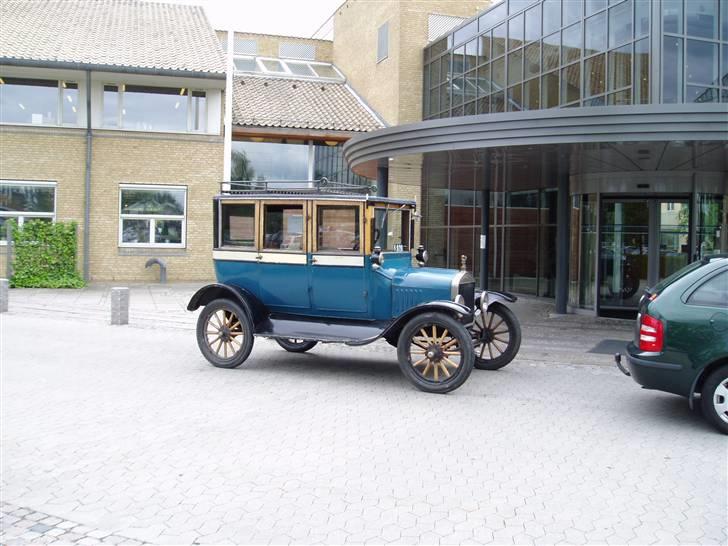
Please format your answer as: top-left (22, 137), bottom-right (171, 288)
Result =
top-left (221, 203), bottom-right (255, 248)
top-left (263, 204), bottom-right (304, 251)
top-left (688, 271), bottom-right (728, 307)
top-left (317, 205), bottom-right (360, 253)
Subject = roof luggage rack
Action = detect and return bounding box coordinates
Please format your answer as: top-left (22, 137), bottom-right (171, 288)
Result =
top-left (220, 178), bottom-right (377, 196)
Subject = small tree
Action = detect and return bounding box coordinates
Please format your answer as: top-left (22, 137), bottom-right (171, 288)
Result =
top-left (9, 219), bottom-right (85, 288)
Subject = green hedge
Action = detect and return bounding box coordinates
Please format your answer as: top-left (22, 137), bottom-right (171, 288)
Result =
top-left (9, 219), bottom-right (85, 288)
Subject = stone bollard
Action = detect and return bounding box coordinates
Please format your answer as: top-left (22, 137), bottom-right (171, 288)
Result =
top-left (110, 287), bottom-right (129, 325)
top-left (0, 278), bottom-right (8, 313)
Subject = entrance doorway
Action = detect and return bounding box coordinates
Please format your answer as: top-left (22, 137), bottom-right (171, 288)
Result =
top-left (598, 198), bottom-right (691, 313)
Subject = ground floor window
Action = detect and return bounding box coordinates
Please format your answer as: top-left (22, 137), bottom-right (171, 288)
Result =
top-left (0, 180), bottom-right (57, 242)
top-left (119, 185), bottom-right (186, 247)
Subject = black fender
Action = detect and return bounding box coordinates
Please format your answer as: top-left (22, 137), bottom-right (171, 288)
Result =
top-left (187, 283), bottom-right (269, 327)
top-left (476, 290), bottom-right (518, 310)
top-left (380, 300), bottom-right (473, 346)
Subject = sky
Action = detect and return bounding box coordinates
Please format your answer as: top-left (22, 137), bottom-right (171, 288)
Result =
top-left (161, 0), bottom-right (343, 37)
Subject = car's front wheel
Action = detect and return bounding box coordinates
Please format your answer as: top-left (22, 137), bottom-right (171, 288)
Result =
top-left (471, 303), bottom-right (521, 370)
top-left (196, 299), bottom-right (254, 368)
top-left (396, 312), bottom-right (474, 394)
top-left (701, 365), bottom-right (728, 435)
top-left (276, 338), bottom-right (318, 353)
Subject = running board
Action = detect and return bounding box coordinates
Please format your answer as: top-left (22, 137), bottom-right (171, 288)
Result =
top-left (255, 315), bottom-right (390, 345)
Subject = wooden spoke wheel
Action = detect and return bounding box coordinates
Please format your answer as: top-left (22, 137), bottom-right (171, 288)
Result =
top-left (276, 338), bottom-right (318, 353)
top-left (471, 302), bottom-right (521, 371)
top-left (196, 299), bottom-right (254, 368)
top-left (397, 312), bottom-right (474, 394)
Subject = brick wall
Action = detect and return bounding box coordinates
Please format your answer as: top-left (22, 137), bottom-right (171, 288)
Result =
top-left (1, 126), bottom-right (224, 282)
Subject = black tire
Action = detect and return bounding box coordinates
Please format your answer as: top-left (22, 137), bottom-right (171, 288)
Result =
top-left (472, 303), bottom-right (522, 371)
top-left (700, 365), bottom-right (728, 435)
top-left (276, 338), bottom-right (318, 353)
top-left (196, 298), bottom-right (254, 369)
top-left (396, 312), bottom-right (474, 394)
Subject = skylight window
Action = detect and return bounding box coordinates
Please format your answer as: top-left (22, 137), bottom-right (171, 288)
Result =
top-left (232, 56), bottom-right (344, 82)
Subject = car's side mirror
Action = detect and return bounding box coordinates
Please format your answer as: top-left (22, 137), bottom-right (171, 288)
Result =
top-left (371, 246), bottom-right (383, 266)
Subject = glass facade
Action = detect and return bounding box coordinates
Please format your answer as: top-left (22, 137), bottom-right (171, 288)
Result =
top-left (424, 0), bottom-right (728, 118)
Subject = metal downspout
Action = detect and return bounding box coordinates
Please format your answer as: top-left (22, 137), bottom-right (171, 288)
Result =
top-left (83, 69), bottom-right (92, 282)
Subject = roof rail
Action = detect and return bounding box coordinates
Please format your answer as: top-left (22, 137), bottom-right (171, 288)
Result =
top-left (220, 177), bottom-right (377, 196)
top-left (700, 252), bottom-right (728, 264)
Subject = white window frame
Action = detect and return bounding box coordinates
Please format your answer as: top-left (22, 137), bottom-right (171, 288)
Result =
top-left (102, 85), bottom-right (207, 133)
top-left (0, 180), bottom-right (57, 244)
top-left (0, 78), bottom-right (79, 127)
top-left (233, 56), bottom-right (345, 82)
top-left (118, 184), bottom-right (187, 248)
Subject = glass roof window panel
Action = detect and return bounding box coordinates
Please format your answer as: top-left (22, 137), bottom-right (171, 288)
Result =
top-left (562, 23), bottom-right (582, 65)
top-left (507, 83), bottom-right (523, 111)
top-left (542, 69), bottom-right (560, 108)
top-left (609, 0), bottom-right (633, 49)
top-left (310, 64), bottom-right (340, 79)
top-left (492, 57), bottom-right (506, 91)
top-left (524, 3), bottom-right (542, 43)
top-left (608, 43), bottom-right (632, 91)
top-left (686, 39), bottom-right (719, 86)
top-left (509, 0), bottom-right (537, 15)
top-left (586, 0), bottom-right (607, 16)
top-left (543, 0), bottom-right (561, 36)
top-left (479, 33), bottom-right (491, 64)
top-left (563, 0), bottom-right (582, 27)
top-left (635, 0), bottom-right (650, 38)
top-left (508, 48), bottom-right (524, 86)
top-left (234, 56), bottom-right (258, 72)
top-left (686, 0), bottom-right (718, 39)
top-left (477, 63), bottom-right (492, 95)
top-left (508, 13), bottom-right (524, 51)
top-left (585, 12), bottom-right (608, 56)
top-left (686, 86), bottom-right (719, 102)
top-left (561, 62), bottom-right (581, 104)
top-left (260, 59), bottom-right (286, 73)
top-left (524, 41), bottom-right (541, 78)
top-left (543, 32), bottom-right (561, 72)
top-left (662, 0), bottom-right (683, 34)
top-left (493, 23), bottom-right (507, 58)
top-left (479, 1), bottom-right (507, 33)
top-left (584, 53), bottom-right (606, 96)
top-left (523, 77), bottom-right (540, 109)
top-left (286, 62), bottom-right (316, 77)
top-left (453, 45), bottom-right (466, 74)
top-left (465, 38), bottom-right (479, 72)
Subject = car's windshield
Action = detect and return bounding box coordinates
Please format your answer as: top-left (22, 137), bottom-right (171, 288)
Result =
top-left (373, 207), bottom-right (411, 251)
top-left (651, 260), bottom-right (706, 293)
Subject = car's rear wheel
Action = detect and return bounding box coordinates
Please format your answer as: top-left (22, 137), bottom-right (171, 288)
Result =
top-left (701, 365), bottom-right (728, 435)
top-left (196, 299), bottom-right (254, 368)
top-left (396, 312), bottom-right (474, 394)
top-left (276, 338), bottom-right (318, 353)
top-left (471, 303), bottom-right (521, 370)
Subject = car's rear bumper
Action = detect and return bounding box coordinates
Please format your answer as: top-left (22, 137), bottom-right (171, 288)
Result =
top-left (617, 343), bottom-right (687, 395)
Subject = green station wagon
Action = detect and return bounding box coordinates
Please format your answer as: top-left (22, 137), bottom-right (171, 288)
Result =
top-left (616, 255), bottom-right (728, 434)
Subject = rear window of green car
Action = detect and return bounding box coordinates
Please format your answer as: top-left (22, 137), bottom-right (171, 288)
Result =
top-left (652, 260), bottom-right (706, 294)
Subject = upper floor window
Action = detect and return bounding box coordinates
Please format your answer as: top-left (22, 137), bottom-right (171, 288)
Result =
top-left (0, 78), bottom-right (78, 126)
top-left (103, 85), bottom-right (206, 133)
top-left (0, 180), bottom-right (56, 242)
top-left (377, 22), bottom-right (389, 63)
top-left (119, 185), bottom-right (186, 247)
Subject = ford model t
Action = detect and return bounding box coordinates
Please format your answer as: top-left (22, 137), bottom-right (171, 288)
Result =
top-left (188, 180), bottom-right (522, 393)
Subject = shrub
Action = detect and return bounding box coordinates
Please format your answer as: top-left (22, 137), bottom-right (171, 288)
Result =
top-left (9, 219), bottom-right (85, 288)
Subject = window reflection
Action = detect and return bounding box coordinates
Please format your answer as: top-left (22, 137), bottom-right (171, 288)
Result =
top-left (264, 204), bottom-right (303, 250)
top-left (608, 44), bottom-right (632, 91)
top-left (686, 0), bottom-right (718, 39)
top-left (231, 139), bottom-right (308, 181)
top-left (123, 85), bottom-right (187, 132)
top-left (662, 36), bottom-right (683, 103)
top-left (585, 54), bottom-right (606, 97)
top-left (222, 204), bottom-right (255, 248)
top-left (686, 40), bottom-right (719, 86)
top-left (0, 77), bottom-right (58, 125)
top-left (585, 12), bottom-right (607, 55)
top-left (608, 0), bottom-right (633, 48)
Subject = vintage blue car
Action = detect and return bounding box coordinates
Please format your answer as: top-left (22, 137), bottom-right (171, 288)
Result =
top-left (188, 181), bottom-right (522, 393)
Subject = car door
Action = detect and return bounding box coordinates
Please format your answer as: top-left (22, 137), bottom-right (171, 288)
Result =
top-left (213, 199), bottom-right (260, 297)
top-left (257, 199), bottom-right (310, 312)
top-left (310, 200), bottom-right (368, 315)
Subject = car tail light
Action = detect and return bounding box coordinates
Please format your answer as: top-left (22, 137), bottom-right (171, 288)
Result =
top-left (639, 313), bottom-right (664, 352)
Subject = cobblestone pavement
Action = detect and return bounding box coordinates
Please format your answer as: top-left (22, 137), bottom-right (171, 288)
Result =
top-left (2, 309), bottom-right (726, 545)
